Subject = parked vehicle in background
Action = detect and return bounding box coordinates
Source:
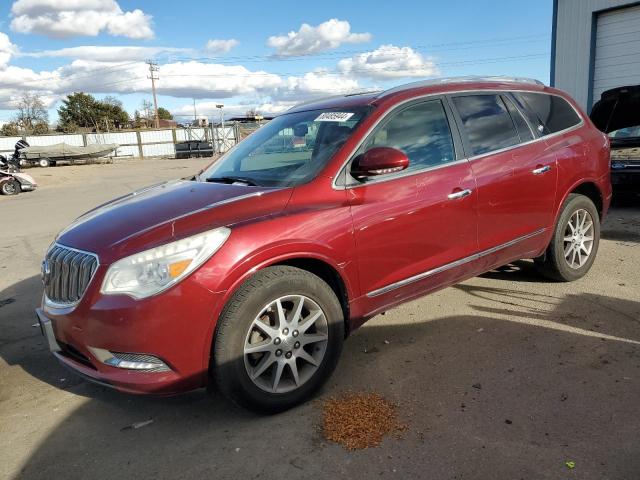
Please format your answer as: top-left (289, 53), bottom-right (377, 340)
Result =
top-left (175, 140), bottom-right (213, 159)
top-left (590, 85), bottom-right (640, 191)
top-left (0, 152), bottom-right (37, 195)
top-left (18, 142), bottom-right (119, 168)
top-left (36, 77), bottom-right (611, 413)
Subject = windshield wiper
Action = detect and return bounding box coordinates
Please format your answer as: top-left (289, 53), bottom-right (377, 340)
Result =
top-left (206, 176), bottom-right (260, 186)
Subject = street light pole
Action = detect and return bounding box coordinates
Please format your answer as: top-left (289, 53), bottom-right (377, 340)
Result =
top-left (216, 104), bottom-right (224, 153)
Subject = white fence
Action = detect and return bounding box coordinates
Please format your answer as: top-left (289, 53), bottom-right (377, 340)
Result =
top-left (0, 124), bottom-right (239, 159)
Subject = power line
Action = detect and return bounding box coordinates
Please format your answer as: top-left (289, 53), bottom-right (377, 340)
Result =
top-left (160, 53), bottom-right (548, 79)
top-left (170, 33), bottom-right (550, 64)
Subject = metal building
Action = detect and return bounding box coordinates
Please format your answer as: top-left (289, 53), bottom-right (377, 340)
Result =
top-left (551, 0), bottom-right (640, 111)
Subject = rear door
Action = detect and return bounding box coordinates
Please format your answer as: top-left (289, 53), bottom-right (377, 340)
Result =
top-left (448, 92), bottom-right (556, 257)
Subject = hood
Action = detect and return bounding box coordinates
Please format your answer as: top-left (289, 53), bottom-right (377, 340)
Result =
top-left (57, 179), bottom-right (290, 263)
top-left (590, 85), bottom-right (640, 136)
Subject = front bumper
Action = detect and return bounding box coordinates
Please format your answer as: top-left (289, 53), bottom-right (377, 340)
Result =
top-left (36, 308), bottom-right (190, 394)
top-left (36, 274), bottom-right (226, 395)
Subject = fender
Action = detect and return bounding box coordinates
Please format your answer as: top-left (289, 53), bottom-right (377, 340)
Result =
top-left (199, 242), bottom-right (359, 371)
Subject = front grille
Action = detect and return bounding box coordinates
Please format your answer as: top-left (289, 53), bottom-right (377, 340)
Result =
top-left (44, 244), bottom-right (98, 305)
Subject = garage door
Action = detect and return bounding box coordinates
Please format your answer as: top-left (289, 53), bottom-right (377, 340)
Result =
top-left (592, 4), bottom-right (640, 107)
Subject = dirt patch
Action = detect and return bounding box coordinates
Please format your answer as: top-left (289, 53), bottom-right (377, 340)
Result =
top-left (321, 392), bottom-right (406, 450)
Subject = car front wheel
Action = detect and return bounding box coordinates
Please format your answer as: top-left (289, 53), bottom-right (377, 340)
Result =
top-left (212, 266), bottom-right (344, 413)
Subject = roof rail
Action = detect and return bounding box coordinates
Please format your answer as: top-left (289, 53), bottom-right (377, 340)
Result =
top-left (377, 76), bottom-right (546, 98)
top-left (288, 89), bottom-right (381, 111)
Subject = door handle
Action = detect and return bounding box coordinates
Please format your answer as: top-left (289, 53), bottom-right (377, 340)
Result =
top-left (532, 165), bottom-right (551, 175)
top-left (447, 188), bottom-right (472, 200)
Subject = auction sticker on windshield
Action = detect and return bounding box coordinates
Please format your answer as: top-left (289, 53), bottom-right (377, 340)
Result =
top-left (315, 112), bottom-right (355, 122)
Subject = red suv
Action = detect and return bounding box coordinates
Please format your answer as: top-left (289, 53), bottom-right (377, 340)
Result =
top-left (36, 78), bottom-right (611, 412)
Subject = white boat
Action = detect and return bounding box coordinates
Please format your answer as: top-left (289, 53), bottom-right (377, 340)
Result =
top-left (20, 143), bottom-right (119, 167)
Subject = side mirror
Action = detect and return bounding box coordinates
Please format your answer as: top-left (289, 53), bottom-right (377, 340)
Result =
top-left (351, 147), bottom-right (409, 178)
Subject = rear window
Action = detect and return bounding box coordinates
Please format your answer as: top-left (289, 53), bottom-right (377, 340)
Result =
top-left (515, 92), bottom-right (581, 135)
top-left (452, 94), bottom-right (520, 156)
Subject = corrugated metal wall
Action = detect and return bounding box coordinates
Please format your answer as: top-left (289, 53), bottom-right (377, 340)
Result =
top-left (0, 126), bottom-right (237, 158)
top-left (553, 0), bottom-right (639, 110)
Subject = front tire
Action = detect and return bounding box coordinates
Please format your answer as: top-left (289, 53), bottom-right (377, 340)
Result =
top-left (212, 266), bottom-right (344, 413)
top-left (535, 193), bottom-right (600, 281)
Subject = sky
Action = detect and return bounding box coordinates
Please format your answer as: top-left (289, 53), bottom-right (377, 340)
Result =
top-left (0, 0), bottom-right (553, 124)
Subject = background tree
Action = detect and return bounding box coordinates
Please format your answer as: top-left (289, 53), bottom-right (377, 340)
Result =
top-left (32, 121), bottom-right (49, 135)
top-left (157, 107), bottom-right (173, 120)
top-left (96, 96), bottom-right (129, 130)
top-left (57, 92), bottom-right (129, 132)
top-left (0, 122), bottom-right (20, 136)
top-left (13, 92), bottom-right (48, 133)
top-left (139, 99), bottom-right (154, 122)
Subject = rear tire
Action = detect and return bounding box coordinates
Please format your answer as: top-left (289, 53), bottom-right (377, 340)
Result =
top-left (535, 194), bottom-right (600, 282)
top-left (1, 179), bottom-right (20, 195)
top-left (212, 266), bottom-right (344, 413)
top-left (38, 158), bottom-right (50, 168)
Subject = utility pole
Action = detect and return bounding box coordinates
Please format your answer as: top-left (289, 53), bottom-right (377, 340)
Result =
top-left (146, 59), bottom-right (160, 129)
top-left (193, 99), bottom-right (197, 123)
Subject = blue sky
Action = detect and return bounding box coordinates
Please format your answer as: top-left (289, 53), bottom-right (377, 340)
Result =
top-left (0, 0), bottom-right (553, 123)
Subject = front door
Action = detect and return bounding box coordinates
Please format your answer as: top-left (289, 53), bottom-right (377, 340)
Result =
top-left (345, 98), bottom-right (478, 311)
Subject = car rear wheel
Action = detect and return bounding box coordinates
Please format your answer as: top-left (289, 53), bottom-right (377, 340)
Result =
top-left (535, 193), bottom-right (600, 282)
top-left (1, 179), bottom-right (20, 195)
top-left (212, 266), bottom-right (344, 413)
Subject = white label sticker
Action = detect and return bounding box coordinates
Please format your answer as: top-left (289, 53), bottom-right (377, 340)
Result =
top-left (314, 112), bottom-right (354, 122)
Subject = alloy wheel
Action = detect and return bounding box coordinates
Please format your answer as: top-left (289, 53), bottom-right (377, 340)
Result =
top-left (243, 295), bottom-right (328, 393)
top-left (563, 208), bottom-right (594, 269)
top-left (2, 181), bottom-right (17, 195)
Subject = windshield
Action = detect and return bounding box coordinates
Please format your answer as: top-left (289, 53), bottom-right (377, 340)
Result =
top-left (201, 106), bottom-right (370, 187)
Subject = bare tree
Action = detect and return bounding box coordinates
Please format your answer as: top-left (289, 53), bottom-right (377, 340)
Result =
top-left (140, 99), bottom-right (154, 121)
top-left (13, 92), bottom-right (48, 133)
top-left (103, 95), bottom-right (124, 108)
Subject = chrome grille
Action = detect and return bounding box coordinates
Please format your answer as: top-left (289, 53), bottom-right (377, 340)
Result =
top-left (43, 244), bottom-right (98, 305)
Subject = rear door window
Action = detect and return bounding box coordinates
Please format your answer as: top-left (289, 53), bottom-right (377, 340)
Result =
top-left (514, 92), bottom-right (581, 135)
top-left (452, 94), bottom-right (520, 156)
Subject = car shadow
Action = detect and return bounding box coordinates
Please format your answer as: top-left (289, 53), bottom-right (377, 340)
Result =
top-left (479, 260), bottom-right (543, 283)
top-left (2, 273), bottom-right (640, 479)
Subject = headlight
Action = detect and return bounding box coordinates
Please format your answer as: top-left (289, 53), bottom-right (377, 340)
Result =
top-left (101, 227), bottom-right (230, 299)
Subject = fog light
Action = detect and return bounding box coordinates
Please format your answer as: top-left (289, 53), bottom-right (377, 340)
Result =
top-left (89, 347), bottom-right (171, 372)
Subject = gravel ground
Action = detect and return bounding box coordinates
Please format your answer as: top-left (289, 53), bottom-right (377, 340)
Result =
top-left (1, 159), bottom-right (639, 480)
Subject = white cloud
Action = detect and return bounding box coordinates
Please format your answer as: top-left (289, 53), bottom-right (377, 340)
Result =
top-left (338, 44), bottom-right (439, 80)
top-left (275, 69), bottom-right (363, 101)
top-left (267, 19), bottom-right (371, 57)
top-left (173, 100), bottom-right (295, 119)
top-left (24, 46), bottom-right (192, 62)
top-left (0, 60), bottom-right (284, 100)
top-left (10, 0), bottom-right (154, 39)
top-left (205, 39), bottom-right (239, 54)
top-left (0, 32), bottom-right (18, 68)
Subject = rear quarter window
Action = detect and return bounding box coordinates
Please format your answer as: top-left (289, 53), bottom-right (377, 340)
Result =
top-left (515, 92), bottom-right (582, 135)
